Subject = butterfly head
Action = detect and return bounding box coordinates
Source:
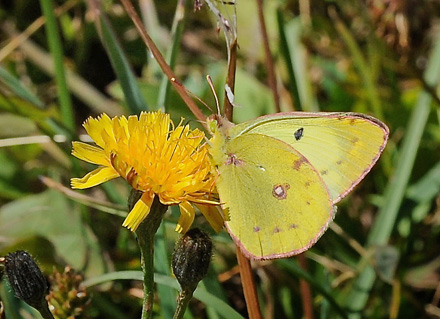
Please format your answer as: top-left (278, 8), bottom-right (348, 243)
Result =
top-left (206, 114), bottom-right (234, 137)
top-left (206, 114), bottom-right (220, 135)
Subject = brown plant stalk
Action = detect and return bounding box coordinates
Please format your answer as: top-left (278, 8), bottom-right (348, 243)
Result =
top-left (210, 2), bottom-right (262, 316)
top-left (119, 0), bottom-right (205, 122)
top-left (298, 253), bottom-right (314, 319)
top-left (225, 40), bottom-right (262, 318)
top-left (256, 0), bottom-right (281, 112)
top-left (236, 247), bottom-right (262, 319)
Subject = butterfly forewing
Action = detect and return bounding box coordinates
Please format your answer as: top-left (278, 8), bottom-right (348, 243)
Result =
top-left (229, 112), bottom-right (389, 203)
top-left (215, 133), bottom-right (334, 260)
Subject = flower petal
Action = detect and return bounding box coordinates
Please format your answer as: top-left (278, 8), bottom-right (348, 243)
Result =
top-left (83, 114), bottom-right (112, 148)
top-left (196, 204), bottom-right (225, 233)
top-left (72, 141), bottom-right (108, 166)
top-left (122, 193), bottom-right (154, 231)
top-left (175, 201), bottom-right (195, 233)
top-left (71, 166), bottom-right (119, 189)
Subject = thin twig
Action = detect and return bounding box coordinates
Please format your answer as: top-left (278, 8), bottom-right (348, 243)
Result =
top-left (298, 253), bottom-right (314, 319)
top-left (204, 0), bottom-right (238, 119)
top-left (236, 247), bottom-right (262, 319)
top-left (224, 38), bottom-right (237, 121)
top-left (256, 0), bottom-right (281, 112)
top-left (119, 0), bottom-right (205, 122)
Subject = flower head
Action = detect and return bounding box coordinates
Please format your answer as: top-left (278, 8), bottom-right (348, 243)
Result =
top-left (71, 111), bottom-right (223, 232)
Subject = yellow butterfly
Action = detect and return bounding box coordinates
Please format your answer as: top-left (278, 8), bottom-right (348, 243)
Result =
top-left (208, 112), bottom-right (389, 260)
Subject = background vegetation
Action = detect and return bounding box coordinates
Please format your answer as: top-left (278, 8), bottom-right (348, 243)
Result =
top-left (0, 0), bottom-right (440, 318)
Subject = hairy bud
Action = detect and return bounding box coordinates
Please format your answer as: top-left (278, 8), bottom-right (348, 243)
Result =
top-left (172, 228), bottom-right (213, 290)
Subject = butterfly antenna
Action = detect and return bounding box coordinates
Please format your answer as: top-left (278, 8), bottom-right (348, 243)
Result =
top-left (170, 76), bottom-right (213, 114)
top-left (207, 75), bottom-right (221, 116)
top-left (187, 88), bottom-right (214, 113)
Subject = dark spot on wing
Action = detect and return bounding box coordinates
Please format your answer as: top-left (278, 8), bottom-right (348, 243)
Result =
top-left (351, 137), bottom-right (359, 144)
top-left (336, 160), bottom-right (342, 165)
top-left (320, 169), bottom-right (328, 175)
top-left (253, 226), bottom-right (261, 233)
top-left (294, 128), bottom-right (304, 141)
top-left (293, 157), bottom-right (306, 170)
top-left (305, 181), bottom-right (311, 188)
top-left (272, 184), bottom-right (290, 200)
top-left (273, 227), bottom-right (282, 233)
top-left (289, 224), bottom-right (298, 229)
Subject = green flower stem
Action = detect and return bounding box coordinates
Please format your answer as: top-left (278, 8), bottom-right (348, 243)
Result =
top-left (134, 196), bottom-right (168, 319)
top-left (173, 284), bottom-right (197, 319)
top-left (37, 300), bottom-right (55, 319)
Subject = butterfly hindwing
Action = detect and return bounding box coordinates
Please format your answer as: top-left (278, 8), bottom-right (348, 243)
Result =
top-left (214, 133), bottom-right (334, 260)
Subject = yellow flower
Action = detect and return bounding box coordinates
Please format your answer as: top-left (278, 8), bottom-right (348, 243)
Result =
top-left (71, 111), bottom-right (224, 232)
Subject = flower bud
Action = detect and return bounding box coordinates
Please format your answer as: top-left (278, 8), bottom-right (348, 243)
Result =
top-left (172, 228), bottom-right (213, 290)
top-left (4, 251), bottom-right (54, 319)
top-left (4, 251), bottom-right (48, 309)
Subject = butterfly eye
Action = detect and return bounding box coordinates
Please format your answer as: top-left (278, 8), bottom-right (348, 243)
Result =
top-left (294, 128), bottom-right (304, 141)
top-left (208, 120), bottom-right (218, 133)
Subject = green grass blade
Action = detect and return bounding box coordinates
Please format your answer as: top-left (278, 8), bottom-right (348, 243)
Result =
top-left (283, 18), bottom-right (319, 112)
top-left (193, 283), bottom-right (244, 319)
top-left (98, 15), bottom-right (147, 113)
top-left (345, 31), bottom-right (440, 318)
top-left (139, 0), bottom-right (164, 79)
top-left (0, 66), bottom-right (44, 108)
top-left (201, 267), bottom-right (229, 319)
top-left (276, 8), bottom-right (302, 111)
top-left (83, 271), bottom-right (245, 319)
top-left (39, 0), bottom-right (75, 132)
top-left (0, 278), bottom-right (24, 319)
top-left (332, 12), bottom-right (383, 119)
top-left (157, 1), bottom-right (186, 111)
